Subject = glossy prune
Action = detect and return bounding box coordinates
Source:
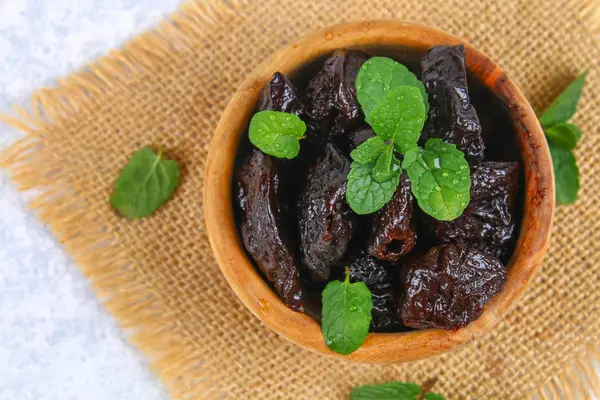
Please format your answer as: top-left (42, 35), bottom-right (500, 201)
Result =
top-left (421, 45), bottom-right (485, 163)
top-left (298, 143), bottom-right (355, 281)
top-left (257, 72), bottom-right (319, 200)
top-left (426, 161), bottom-right (519, 259)
top-left (258, 72), bottom-right (307, 116)
top-left (306, 50), bottom-right (370, 137)
top-left (398, 243), bottom-right (506, 329)
top-left (348, 252), bottom-right (405, 332)
top-left (236, 149), bottom-right (303, 311)
top-left (367, 172), bottom-right (417, 261)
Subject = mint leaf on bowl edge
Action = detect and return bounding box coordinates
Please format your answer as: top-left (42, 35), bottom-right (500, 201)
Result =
top-left (321, 268), bottom-right (373, 355)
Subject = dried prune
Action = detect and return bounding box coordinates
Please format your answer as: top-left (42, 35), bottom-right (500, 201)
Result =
top-left (258, 72), bottom-right (307, 116)
top-left (348, 253), bottom-right (405, 332)
top-left (367, 172), bottom-right (417, 261)
top-left (426, 161), bottom-right (519, 259)
top-left (398, 243), bottom-right (506, 329)
top-left (257, 72), bottom-right (318, 199)
top-left (298, 143), bottom-right (355, 281)
top-left (306, 50), bottom-right (370, 137)
top-left (421, 45), bottom-right (485, 163)
top-left (236, 149), bottom-right (303, 311)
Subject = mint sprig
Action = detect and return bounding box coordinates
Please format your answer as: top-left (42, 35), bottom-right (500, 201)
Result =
top-left (350, 381), bottom-right (445, 400)
top-left (539, 70), bottom-right (588, 204)
top-left (350, 56), bottom-right (470, 220)
top-left (321, 268), bottom-right (373, 355)
top-left (249, 110), bottom-right (306, 159)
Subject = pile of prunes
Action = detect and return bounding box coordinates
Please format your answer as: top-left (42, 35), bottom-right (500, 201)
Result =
top-left (234, 45), bottom-right (521, 332)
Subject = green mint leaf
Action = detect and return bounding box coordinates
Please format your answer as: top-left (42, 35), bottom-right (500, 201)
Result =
top-left (539, 69), bottom-right (588, 127)
top-left (424, 393), bottom-right (446, 400)
top-left (350, 382), bottom-right (422, 400)
top-left (544, 122), bottom-right (582, 150)
top-left (402, 139), bottom-right (471, 221)
top-left (346, 159), bottom-right (402, 215)
top-left (356, 56), bottom-right (428, 123)
top-left (372, 144), bottom-right (394, 183)
top-left (110, 147), bottom-right (179, 219)
top-left (549, 143), bottom-right (580, 204)
top-left (369, 86), bottom-right (426, 154)
top-left (350, 136), bottom-right (388, 164)
top-left (321, 268), bottom-right (373, 355)
top-left (249, 110), bottom-right (306, 159)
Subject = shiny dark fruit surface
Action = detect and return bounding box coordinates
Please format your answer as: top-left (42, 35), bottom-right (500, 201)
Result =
top-left (367, 172), bottom-right (417, 262)
top-left (421, 45), bottom-right (485, 164)
top-left (348, 252), bottom-right (406, 332)
top-left (398, 243), bottom-right (507, 329)
top-left (426, 161), bottom-right (520, 259)
top-left (236, 149), bottom-right (303, 311)
top-left (306, 49), bottom-right (370, 137)
top-left (298, 143), bottom-right (355, 281)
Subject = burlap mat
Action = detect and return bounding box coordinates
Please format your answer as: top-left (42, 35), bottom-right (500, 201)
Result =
top-left (1, 0), bottom-right (600, 398)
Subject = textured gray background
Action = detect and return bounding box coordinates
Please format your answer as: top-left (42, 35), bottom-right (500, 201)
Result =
top-left (0, 0), bottom-right (179, 398)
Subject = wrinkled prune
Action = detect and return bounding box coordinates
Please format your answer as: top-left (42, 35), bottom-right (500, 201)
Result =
top-left (367, 173), bottom-right (417, 261)
top-left (348, 253), bottom-right (405, 332)
top-left (236, 150), bottom-right (303, 311)
top-left (306, 50), bottom-right (370, 137)
top-left (426, 161), bottom-right (519, 259)
top-left (258, 72), bottom-right (307, 116)
top-left (257, 72), bottom-right (319, 200)
top-left (398, 243), bottom-right (506, 329)
top-left (298, 143), bottom-right (355, 281)
top-left (421, 45), bottom-right (485, 163)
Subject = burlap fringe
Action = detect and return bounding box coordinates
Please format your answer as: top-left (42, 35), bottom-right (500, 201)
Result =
top-left (0, 0), bottom-right (599, 399)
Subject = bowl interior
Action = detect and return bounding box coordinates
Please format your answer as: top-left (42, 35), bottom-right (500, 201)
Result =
top-left (204, 21), bottom-right (554, 363)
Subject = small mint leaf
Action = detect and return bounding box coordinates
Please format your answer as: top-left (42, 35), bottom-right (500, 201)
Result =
top-left (372, 144), bottom-right (394, 183)
top-left (350, 381), bottom-right (422, 400)
top-left (346, 159), bottom-right (401, 215)
top-left (356, 57), bottom-right (428, 123)
top-left (539, 70), bottom-right (588, 127)
top-left (402, 139), bottom-right (471, 221)
top-left (369, 86), bottom-right (426, 154)
top-left (545, 122), bottom-right (581, 150)
top-left (321, 268), bottom-right (373, 355)
top-left (350, 136), bottom-right (387, 164)
top-left (249, 110), bottom-right (306, 159)
top-left (110, 147), bottom-right (179, 219)
top-left (549, 142), bottom-right (579, 204)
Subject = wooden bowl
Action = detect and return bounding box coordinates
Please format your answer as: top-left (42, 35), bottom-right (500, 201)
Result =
top-left (204, 20), bottom-right (554, 363)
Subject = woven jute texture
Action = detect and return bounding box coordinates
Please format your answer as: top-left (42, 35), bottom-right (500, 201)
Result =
top-left (1, 0), bottom-right (600, 398)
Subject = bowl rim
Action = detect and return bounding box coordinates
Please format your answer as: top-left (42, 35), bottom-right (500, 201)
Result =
top-left (203, 20), bottom-right (554, 363)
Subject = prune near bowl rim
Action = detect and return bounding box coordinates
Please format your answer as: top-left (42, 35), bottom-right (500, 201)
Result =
top-left (204, 20), bottom-right (554, 363)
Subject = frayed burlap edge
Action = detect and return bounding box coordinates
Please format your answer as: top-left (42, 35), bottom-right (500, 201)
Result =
top-left (0, 1), bottom-right (599, 399)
